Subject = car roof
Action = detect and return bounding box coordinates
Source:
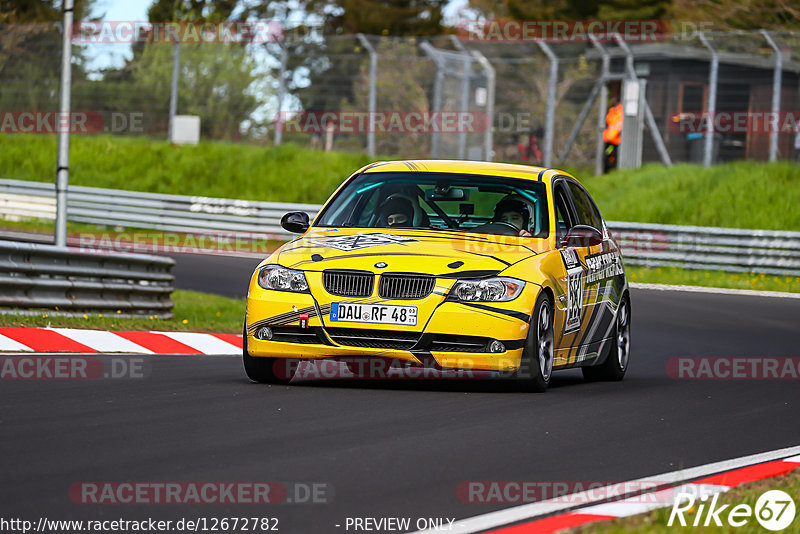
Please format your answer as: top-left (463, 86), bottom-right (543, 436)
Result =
top-left (358, 160), bottom-right (575, 184)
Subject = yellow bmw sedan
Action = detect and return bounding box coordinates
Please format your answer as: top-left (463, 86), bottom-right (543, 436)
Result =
top-left (243, 160), bottom-right (631, 392)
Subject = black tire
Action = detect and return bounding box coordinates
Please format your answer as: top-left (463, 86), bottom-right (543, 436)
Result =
top-left (512, 292), bottom-right (554, 392)
top-left (582, 294), bottom-right (631, 382)
top-left (242, 326), bottom-right (297, 384)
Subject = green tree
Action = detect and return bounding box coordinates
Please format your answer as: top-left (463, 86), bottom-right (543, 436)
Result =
top-left (346, 38), bottom-right (432, 156)
top-left (130, 41), bottom-right (260, 139)
top-left (147, 0), bottom-right (238, 23)
top-left (89, 0), bottom-right (266, 140)
top-left (244, 0), bottom-right (446, 36)
top-left (668, 0), bottom-right (800, 30)
top-left (0, 0), bottom-right (96, 112)
top-left (465, 0), bottom-right (670, 21)
top-left (244, 0), bottom-right (447, 138)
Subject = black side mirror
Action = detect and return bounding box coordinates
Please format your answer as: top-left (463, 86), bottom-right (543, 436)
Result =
top-left (281, 211), bottom-right (310, 233)
top-left (562, 225), bottom-right (602, 248)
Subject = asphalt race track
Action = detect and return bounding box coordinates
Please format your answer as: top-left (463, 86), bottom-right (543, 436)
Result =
top-left (171, 252), bottom-right (262, 298)
top-left (2, 253), bottom-right (799, 533)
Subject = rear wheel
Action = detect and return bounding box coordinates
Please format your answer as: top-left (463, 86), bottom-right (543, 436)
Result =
top-left (242, 326), bottom-right (297, 384)
top-left (582, 295), bottom-right (630, 382)
top-left (513, 292), bottom-right (554, 392)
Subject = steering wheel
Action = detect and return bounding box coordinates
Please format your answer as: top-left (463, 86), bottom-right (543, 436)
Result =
top-left (474, 221), bottom-right (521, 236)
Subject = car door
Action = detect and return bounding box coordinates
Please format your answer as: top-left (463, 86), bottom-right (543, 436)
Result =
top-left (564, 179), bottom-right (621, 348)
top-left (552, 179), bottom-right (593, 363)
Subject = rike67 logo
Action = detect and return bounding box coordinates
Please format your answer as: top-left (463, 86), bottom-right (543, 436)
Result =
top-left (668, 489), bottom-right (796, 531)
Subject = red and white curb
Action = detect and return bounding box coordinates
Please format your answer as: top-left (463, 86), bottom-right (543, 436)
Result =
top-left (0, 327), bottom-right (242, 355)
top-left (415, 445), bottom-right (800, 533)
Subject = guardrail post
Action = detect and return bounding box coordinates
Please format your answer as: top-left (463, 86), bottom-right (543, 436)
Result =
top-left (356, 34), bottom-right (377, 157)
top-left (697, 32), bottom-right (719, 168)
top-left (420, 42), bottom-right (446, 158)
top-left (55, 0), bottom-right (74, 248)
top-left (274, 43), bottom-right (288, 146)
top-left (761, 30), bottom-right (783, 162)
top-left (591, 34), bottom-right (609, 176)
top-left (447, 37), bottom-right (472, 160)
top-left (536, 40), bottom-right (558, 168)
top-left (470, 49), bottom-right (495, 161)
top-left (168, 39), bottom-right (181, 142)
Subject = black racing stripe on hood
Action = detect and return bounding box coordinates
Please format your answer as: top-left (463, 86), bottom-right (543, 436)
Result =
top-left (436, 269), bottom-right (501, 279)
top-left (463, 250), bottom-right (512, 267)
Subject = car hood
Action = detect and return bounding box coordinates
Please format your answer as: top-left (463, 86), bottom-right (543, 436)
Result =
top-left (274, 228), bottom-right (547, 276)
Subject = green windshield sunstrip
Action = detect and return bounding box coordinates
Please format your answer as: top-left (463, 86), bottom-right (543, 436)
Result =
top-left (517, 190), bottom-right (540, 204)
top-left (355, 181), bottom-right (384, 194)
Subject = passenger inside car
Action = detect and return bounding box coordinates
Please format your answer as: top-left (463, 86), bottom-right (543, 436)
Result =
top-left (377, 197), bottom-right (416, 228)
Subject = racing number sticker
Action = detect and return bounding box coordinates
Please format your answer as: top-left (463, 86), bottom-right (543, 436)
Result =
top-left (561, 248), bottom-right (584, 334)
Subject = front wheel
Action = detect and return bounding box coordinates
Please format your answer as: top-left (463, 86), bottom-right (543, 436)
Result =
top-left (513, 292), bottom-right (554, 392)
top-left (582, 295), bottom-right (631, 382)
top-left (242, 326), bottom-right (297, 384)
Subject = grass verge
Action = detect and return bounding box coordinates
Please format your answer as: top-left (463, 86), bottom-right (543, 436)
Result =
top-left (0, 134), bottom-right (374, 204)
top-left (584, 161), bottom-right (800, 231)
top-left (0, 290), bottom-right (245, 334)
top-left (3, 134), bottom-right (800, 230)
top-left (577, 468), bottom-right (800, 533)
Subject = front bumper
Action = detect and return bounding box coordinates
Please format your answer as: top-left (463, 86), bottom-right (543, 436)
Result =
top-left (245, 286), bottom-right (535, 372)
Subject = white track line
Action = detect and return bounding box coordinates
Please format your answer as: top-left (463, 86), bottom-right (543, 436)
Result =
top-left (578, 483), bottom-right (727, 518)
top-left (413, 444), bottom-right (800, 534)
top-left (48, 328), bottom-right (153, 354)
top-left (630, 282), bottom-right (800, 299)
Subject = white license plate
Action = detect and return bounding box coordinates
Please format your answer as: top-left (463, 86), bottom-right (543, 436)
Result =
top-left (330, 302), bottom-right (417, 326)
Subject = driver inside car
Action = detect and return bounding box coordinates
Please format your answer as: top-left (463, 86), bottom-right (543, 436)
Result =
top-left (377, 197), bottom-right (416, 228)
top-left (493, 197), bottom-right (533, 237)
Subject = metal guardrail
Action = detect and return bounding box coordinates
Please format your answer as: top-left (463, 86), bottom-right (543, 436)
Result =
top-left (1, 179), bottom-right (799, 277)
top-left (0, 240), bottom-right (175, 317)
top-left (609, 222), bottom-right (800, 277)
top-left (0, 178), bottom-right (320, 238)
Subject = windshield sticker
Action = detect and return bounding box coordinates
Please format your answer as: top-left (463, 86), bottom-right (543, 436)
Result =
top-left (308, 233), bottom-right (417, 251)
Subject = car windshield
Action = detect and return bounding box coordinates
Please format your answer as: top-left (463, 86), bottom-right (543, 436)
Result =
top-left (314, 172), bottom-right (549, 238)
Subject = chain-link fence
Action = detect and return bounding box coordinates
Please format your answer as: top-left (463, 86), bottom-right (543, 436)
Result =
top-left (2, 22), bottom-right (800, 169)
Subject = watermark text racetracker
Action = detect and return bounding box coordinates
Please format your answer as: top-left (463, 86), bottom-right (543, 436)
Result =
top-left (456, 19), bottom-right (670, 42)
top-left (456, 20), bottom-right (714, 42)
top-left (277, 111), bottom-right (489, 134)
top-left (670, 111), bottom-right (800, 134)
top-left (76, 232), bottom-right (280, 255)
top-left (667, 357), bottom-right (800, 379)
top-left (0, 356), bottom-right (148, 380)
top-left (458, 480), bottom-right (670, 504)
top-left (72, 20), bottom-right (283, 44)
top-left (69, 481), bottom-right (331, 505)
top-left (0, 111), bottom-right (144, 134)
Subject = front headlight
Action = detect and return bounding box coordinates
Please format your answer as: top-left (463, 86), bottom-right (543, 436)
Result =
top-left (258, 265), bottom-right (309, 293)
top-left (453, 277), bottom-right (525, 302)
